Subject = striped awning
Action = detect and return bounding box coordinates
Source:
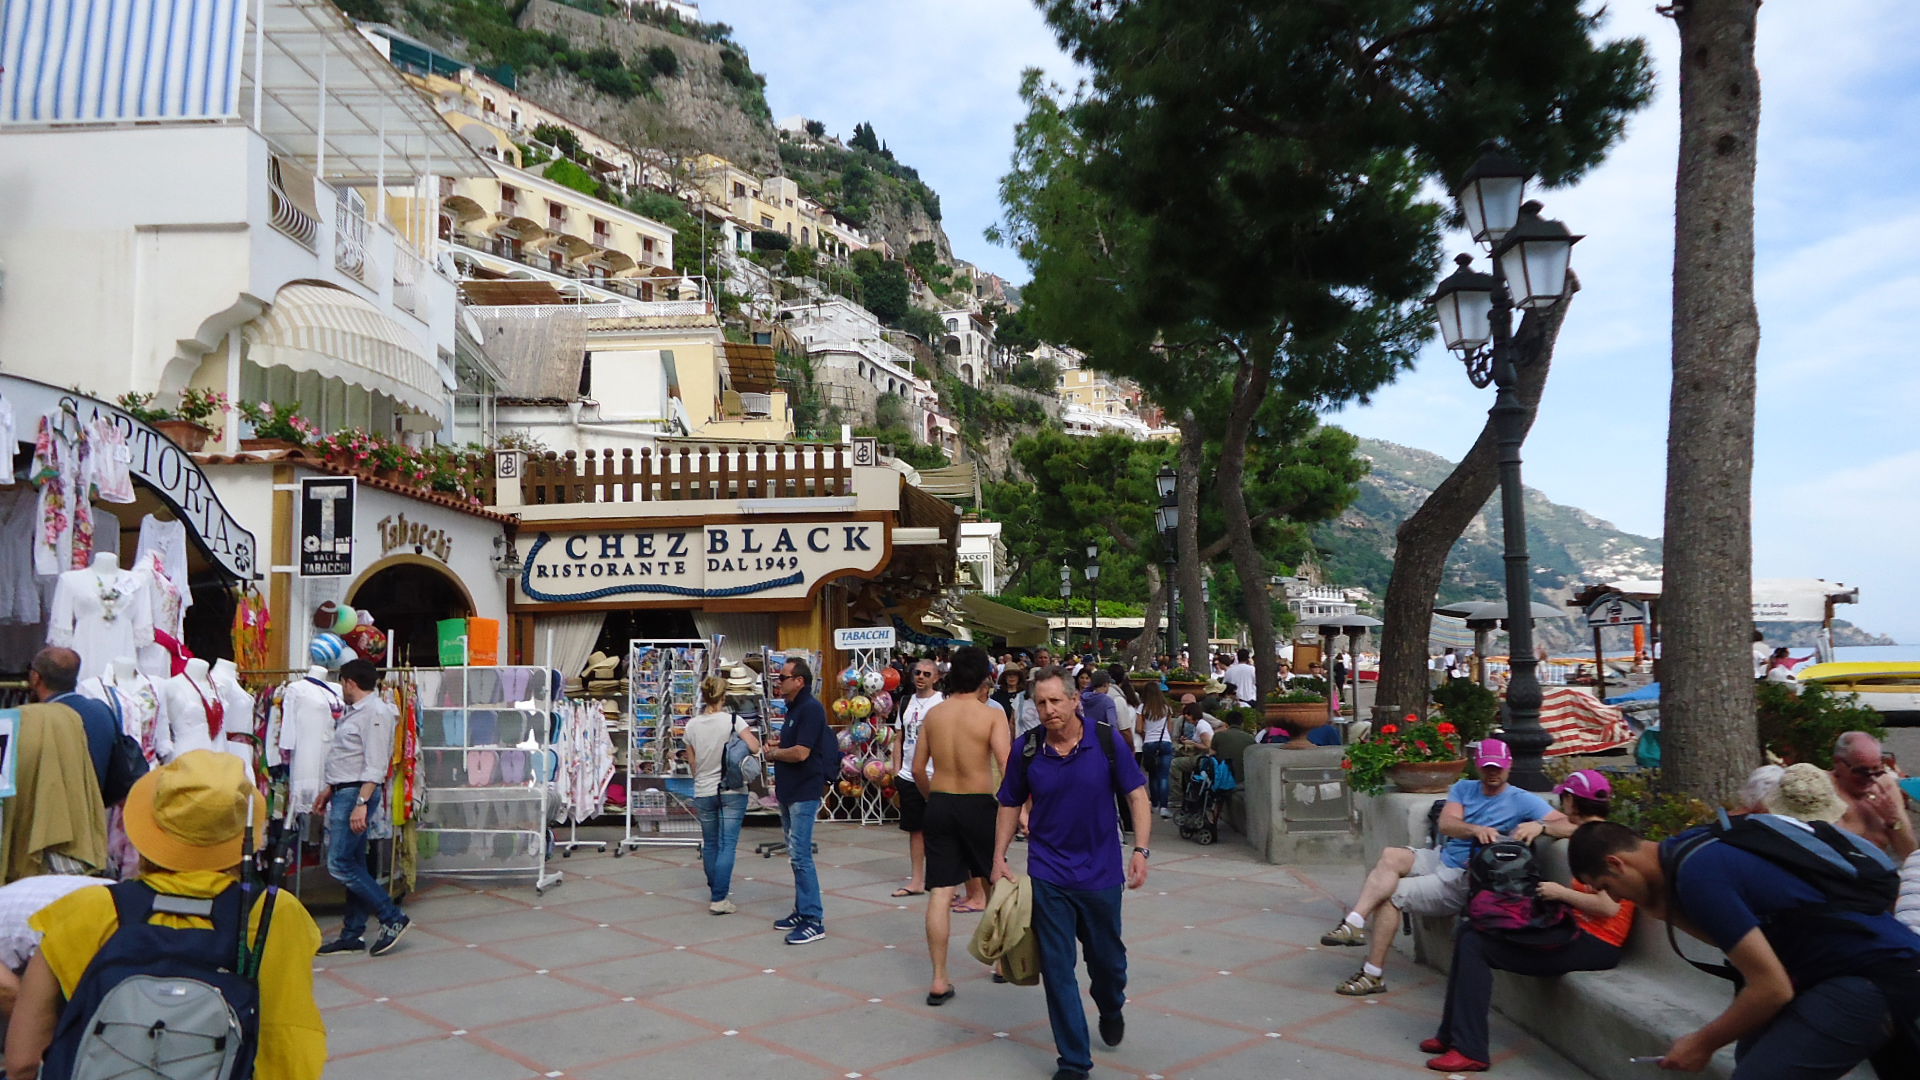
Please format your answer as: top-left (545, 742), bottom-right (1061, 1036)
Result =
top-left (244, 283), bottom-right (445, 415)
top-left (2, 0), bottom-right (247, 123)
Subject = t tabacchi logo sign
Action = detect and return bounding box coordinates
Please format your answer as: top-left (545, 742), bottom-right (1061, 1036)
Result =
top-left (519, 522), bottom-right (886, 603)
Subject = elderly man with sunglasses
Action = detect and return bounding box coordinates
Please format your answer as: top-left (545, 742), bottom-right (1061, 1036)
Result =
top-left (1831, 731), bottom-right (1916, 858)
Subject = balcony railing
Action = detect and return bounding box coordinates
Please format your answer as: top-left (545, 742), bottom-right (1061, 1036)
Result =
top-left (335, 193), bottom-right (368, 281)
top-left (451, 233), bottom-right (679, 304)
top-left (269, 180), bottom-right (318, 250)
top-left (392, 244), bottom-right (429, 318)
top-left (481, 443), bottom-right (853, 507)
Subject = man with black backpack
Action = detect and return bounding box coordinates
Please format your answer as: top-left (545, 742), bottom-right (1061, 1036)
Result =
top-left (991, 665), bottom-right (1151, 1080)
top-left (1570, 817), bottom-right (1920, 1076)
top-left (5, 750), bottom-right (326, 1080)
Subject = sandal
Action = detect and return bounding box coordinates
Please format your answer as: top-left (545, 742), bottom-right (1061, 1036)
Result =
top-left (891, 888), bottom-right (926, 898)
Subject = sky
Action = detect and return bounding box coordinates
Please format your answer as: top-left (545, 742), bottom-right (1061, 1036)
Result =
top-left (703, 0), bottom-right (1920, 643)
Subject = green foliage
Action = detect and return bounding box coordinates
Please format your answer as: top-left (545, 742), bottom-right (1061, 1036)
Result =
top-left (1288, 675), bottom-right (1330, 697)
top-left (1429, 678), bottom-right (1501, 744)
top-left (985, 302), bottom-right (1040, 354)
top-left (853, 424), bottom-right (947, 471)
top-left (716, 46), bottom-right (769, 118)
top-left (1266, 688), bottom-right (1326, 705)
top-left (775, 137), bottom-right (943, 228)
top-left (896, 307), bottom-right (946, 346)
top-left (849, 122), bottom-right (882, 154)
top-left (625, 191), bottom-right (720, 277)
top-left (542, 158), bottom-right (605, 199)
top-left (400, 0), bottom-right (655, 99)
top-left (873, 392), bottom-right (911, 432)
top-left (805, 120), bottom-right (826, 138)
top-left (782, 245), bottom-right (818, 279)
top-left (1755, 681), bottom-right (1885, 768)
top-left (994, 595), bottom-right (1148, 619)
top-left (751, 229), bottom-right (792, 252)
top-left (1006, 356), bottom-right (1059, 394)
top-left (332, 0), bottom-right (389, 21)
top-left (532, 123), bottom-right (581, 159)
top-left (644, 44), bottom-right (680, 77)
top-left (1344, 717), bottom-right (1466, 797)
top-left (1599, 770), bottom-right (1714, 841)
top-left (848, 251), bottom-right (910, 323)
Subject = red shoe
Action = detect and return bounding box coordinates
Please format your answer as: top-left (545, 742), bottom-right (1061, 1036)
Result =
top-left (1419, 1038), bottom-right (1448, 1055)
top-left (1426, 1050), bottom-right (1489, 1072)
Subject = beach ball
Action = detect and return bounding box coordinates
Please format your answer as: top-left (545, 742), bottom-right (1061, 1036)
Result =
top-left (882, 666), bottom-right (902, 692)
top-left (863, 759), bottom-right (891, 783)
top-left (312, 600), bottom-right (341, 630)
top-left (851, 721), bottom-right (874, 744)
top-left (862, 670), bottom-right (885, 694)
top-left (831, 697), bottom-right (851, 719)
top-left (872, 692), bottom-right (893, 718)
top-left (870, 724), bottom-right (893, 748)
top-left (837, 779), bottom-right (864, 799)
top-left (842, 665), bottom-right (861, 688)
top-left (309, 633), bottom-right (347, 668)
top-left (836, 728), bottom-right (855, 753)
top-left (841, 754), bottom-right (863, 780)
top-left (344, 625), bottom-right (387, 661)
top-left (849, 695), bottom-right (873, 720)
top-left (332, 606), bottom-right (359, 635)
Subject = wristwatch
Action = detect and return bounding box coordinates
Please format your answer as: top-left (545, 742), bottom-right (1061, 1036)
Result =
top-left (355, 796), bottom-right (371, 807)
top-left (1132, 847), bottom-right (1151, 859)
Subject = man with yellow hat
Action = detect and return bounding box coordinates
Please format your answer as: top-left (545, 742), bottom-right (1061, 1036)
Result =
top-left (3, 751), bottom-right (327, 1080)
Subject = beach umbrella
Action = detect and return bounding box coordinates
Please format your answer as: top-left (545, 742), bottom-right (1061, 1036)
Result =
top-left (1434, 600), bottom-right (1569, 622)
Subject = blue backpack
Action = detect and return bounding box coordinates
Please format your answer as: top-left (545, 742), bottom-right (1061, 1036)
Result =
top-left (41, 881), bottom-right (276, 1080)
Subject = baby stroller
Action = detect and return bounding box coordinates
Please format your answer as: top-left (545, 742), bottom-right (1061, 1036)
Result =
top-left (1176, 756), bottom-right (1232, 845)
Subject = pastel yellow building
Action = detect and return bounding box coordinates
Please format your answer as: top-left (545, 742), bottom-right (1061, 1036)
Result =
top-left (694, 153), bottom-right (869, 259)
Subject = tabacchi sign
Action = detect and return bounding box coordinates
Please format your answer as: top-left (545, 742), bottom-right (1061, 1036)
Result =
top-left (519, 522), bottom-right (886, 603)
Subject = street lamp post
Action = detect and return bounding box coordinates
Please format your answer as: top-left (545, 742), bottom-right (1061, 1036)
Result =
top-left (1427, 143), bottom-right (1581, 793)
top-left (1085, 543), bottom-right (1102, 660)
top-left (1059, 565), bottom-right (1074, 653)
top-left (1155, 465), bottom-right (1180, 669)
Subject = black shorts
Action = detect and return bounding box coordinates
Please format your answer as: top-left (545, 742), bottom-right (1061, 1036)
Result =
top-left (923, 792), bottom-right (998, 890)
top-left (897, 777), bottom-right (927, 832)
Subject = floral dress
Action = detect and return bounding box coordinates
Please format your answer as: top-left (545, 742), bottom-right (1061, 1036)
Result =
top-left (30, 410), bottom-right (92, 574)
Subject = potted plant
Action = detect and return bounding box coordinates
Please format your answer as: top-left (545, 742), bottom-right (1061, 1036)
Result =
top-left (1429, 678), bottom-right (1500, 743)
top-left (1163, 667), bottom-right (1206, 695)
top-left (236, 400), bottom-right (314, 451)
top-left (1343, 716), bottom-right (1466, 796)
top-left (1262, 686), bottom-right (1330, 747)
top-left (118, 389), bottom-right (230, 452)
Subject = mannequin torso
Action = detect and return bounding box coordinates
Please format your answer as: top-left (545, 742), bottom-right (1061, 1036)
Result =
top-left (279, 665), bottom-right (343, 819)
top-left (209, 658), bottom-right (257, 767)
top-left (162, 658), bottom-right (220, 761)
top-left (49, 553), bottom-right (153, 683)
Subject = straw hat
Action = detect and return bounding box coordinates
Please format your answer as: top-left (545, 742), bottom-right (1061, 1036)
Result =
top-left (725, 664), bottom-right (759, 694)
top-left (1772, 762), bottom-right (1847, 824)
top-left (123, 751), bottom-right (263, 873)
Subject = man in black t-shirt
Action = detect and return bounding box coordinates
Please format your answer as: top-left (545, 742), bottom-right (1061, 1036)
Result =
top-left (765, 658), bottom-right (833, 945)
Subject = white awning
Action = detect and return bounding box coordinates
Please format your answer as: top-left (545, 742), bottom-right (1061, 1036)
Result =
top-left (244, 283), bottom-right (443, 415)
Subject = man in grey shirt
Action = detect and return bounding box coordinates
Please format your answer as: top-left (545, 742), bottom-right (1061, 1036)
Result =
top-left (315, 658), bottom-right (410, 957)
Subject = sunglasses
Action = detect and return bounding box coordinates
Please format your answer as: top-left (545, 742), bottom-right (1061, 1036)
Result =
top-left (1848, 765), bottom-right (1889, 780)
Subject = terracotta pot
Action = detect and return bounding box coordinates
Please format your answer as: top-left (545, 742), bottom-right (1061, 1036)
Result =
top-left (1386, 759), bottom-right (1467, 794)
top-left (1164, 680), bottom-right (1207, 697)
top-left (1263, 701), bottom-right (1331, 748)
top-left (239, 437), bottom-right (298, 452)
top-left (153, 419), bottom-right (212, 453)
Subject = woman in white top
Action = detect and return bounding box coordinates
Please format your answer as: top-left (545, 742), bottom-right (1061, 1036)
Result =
top-left (1136, 680), bottom-right (1175, 818)
top-left (683, 675), bottom-right (761, 915)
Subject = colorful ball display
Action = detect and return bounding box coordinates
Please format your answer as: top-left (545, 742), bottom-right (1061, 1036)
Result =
top-left (871, 691), bottom-right (893, 718)
top-left (841, 665), bottom-right (861, 687)
top-left (862, 758), bottom-right (893, 783)
top-left (850, 721), bottom-right (874, 744)
top-left (840, 754), bottom-right (863, 780)
top-left (312, 601), bottom-right (341, 630)
top-left (309, 633), bottom-right (347, 668)
top-left (836, 728), bottom-right (855, 753)
top-left (836, 779), bottom-right (864, 799)
top-left (869, 724), bottom-right (893, 748)
top-left (849, 695), bottom-right (873, 720)
top-left (882, 666), bottom-right (902, 692)
top-left (831, 697), bottom-right (851, 719)
top-left (331, 606), bottom-right (359, 635)
top-left (862, 670), bottom-right (886, 694)
top-left (343, 625), bottom-right (388, 662)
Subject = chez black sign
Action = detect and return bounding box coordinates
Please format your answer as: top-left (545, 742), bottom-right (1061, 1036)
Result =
top-left (520, 521), bottom-right (887, 604)
top-left (0, 377), bottom-right (257, 580)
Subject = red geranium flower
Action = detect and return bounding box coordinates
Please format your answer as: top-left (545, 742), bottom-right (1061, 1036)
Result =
top-left (1380, 724), bottom-right (1399, 735)
top-left (1436, 722), bottom-right (1458, 735)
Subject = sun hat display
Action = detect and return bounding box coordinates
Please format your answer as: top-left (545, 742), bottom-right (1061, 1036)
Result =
top-left (123, 751), bottom-right (262, 873)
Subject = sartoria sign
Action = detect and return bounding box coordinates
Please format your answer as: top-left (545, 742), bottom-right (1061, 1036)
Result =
top-left (519, 522), bottom-right (887, 604)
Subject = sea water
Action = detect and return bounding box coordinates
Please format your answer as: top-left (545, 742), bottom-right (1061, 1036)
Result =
top-left (1835, 644), bottom-right (1920, 663)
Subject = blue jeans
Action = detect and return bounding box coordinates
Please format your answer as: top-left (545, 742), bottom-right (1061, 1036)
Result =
top-left (325, 788), bottom-right (403, 939)
top-left (1731, 974), bottom-right (1916, 1079)
top-left (1031, 877), bottom-right (1127, 1076)
top-left (778, 798), bottom-right (823, 924)
top-left (1141, 741), bottom-right (1174, 809)
top-left (692, 793), bottom-right (748, 903)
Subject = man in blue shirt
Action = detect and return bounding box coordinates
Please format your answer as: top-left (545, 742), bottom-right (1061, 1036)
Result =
top-left (765, 656), bottom-right (833, 945)
top-left (993, 666), bottom-right (1151, 1080)
top-left (27, 647), bottom-right (114, 803)
top-left (1318, 738), bottom-right (1564, 996)
top-left (1571, 818), bottom-right (1920, 1075)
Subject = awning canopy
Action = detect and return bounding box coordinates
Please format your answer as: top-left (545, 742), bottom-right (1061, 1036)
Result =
top-left (958, 595), bottom-right (1052, 648)
top-left (914, 462), bottom-right (979, 502)
top-left (722, 342), bottom-right (779, 394)
top-left (244, 283), bottom-right (445, 415)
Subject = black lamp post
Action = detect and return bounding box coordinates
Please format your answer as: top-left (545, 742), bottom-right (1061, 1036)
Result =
top-left (1059, 565), bottom-right (1073, 653)
top-left (1427, 143), bottom-right (1580, 793)
top-left (1085, 543), bottom-right (1102, 659)
top-left (1155, 465), bottom-right (1180, 667)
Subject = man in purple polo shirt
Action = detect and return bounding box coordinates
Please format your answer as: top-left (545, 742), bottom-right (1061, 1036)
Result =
top-left (993, 666), bottom-right (1151, 1080)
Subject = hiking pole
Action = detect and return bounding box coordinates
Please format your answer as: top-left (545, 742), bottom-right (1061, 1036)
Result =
top-left (239, 792), bottom-right (256, 975)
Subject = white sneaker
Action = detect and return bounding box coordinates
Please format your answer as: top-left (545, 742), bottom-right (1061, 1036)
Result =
top-left (1158, 808), bottom-right (1171, 819)
top-left (709, 898), bottom-right (737, 915)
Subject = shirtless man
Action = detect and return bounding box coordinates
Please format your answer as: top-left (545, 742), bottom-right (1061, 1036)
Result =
top-left (1830, 730), bottom-right (1915, 858)
top-left (912, 645), bottom-right (1011, 1006)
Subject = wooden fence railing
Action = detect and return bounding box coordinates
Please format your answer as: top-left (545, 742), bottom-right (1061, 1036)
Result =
top-left (485, 443), bottom-right (856, 507)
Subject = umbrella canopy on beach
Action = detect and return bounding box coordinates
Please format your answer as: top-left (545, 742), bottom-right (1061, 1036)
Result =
top-left (1434, 600), bottom-right (1569, 623)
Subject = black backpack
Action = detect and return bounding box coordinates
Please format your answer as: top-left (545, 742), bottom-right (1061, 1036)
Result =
top-left (1018, 719), bottom-right (1130, 828)
top-left (1464, 841), bottom-right (1580, 947)
top-left (41, 881), bottom-right (276, 1080)
top-left (1661, 811), bottom-right (1901, 981)
top-left (101, 732), bottom-right (150, 806)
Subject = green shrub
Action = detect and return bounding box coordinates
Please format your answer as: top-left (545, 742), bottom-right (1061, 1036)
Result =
top-left (1430, 679), bottom-right (1501, 744)
top-left (1756, 681), bottom-right (1885, 768)
top-left (645, 44), bottom-right (680, 77)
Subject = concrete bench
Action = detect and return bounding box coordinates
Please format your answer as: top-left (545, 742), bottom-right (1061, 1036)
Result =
top-left (1356, 793), bottom-right (1873, 1080)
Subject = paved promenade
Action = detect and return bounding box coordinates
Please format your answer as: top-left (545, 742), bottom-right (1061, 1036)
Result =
top-left (315, 823), bottom-right (1593, 1078)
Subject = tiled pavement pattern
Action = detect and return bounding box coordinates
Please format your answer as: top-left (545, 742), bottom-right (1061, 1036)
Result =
top-left (315, 824), bottom-right (1593, 1078)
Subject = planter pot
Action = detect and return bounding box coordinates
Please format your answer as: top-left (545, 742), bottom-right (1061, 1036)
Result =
top-left (153, 419), bottom-right (212, 453)
top-left (239, 437), bottom-right (298, 453)
top-left (1386, 759), bottom-right (1467, 794)
top-left (1264, 701), bottom-right (1331, 748)
top-left (1164, 680), bottom-right (1207, 697)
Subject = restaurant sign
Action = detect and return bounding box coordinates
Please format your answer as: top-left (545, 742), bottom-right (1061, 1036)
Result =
top-left (519, 522), bottom-right (886, 604)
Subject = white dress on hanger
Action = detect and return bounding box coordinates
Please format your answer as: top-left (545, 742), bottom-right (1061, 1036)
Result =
top-left (278, 677), bottom-right (343, 821)
top-left (78, 671), bottom-right (173, 764)
top-left (135, 515), bottom-right (192, 623)
top-left (47, 568), bottom-right (153, 683)
top-left (87, 416), bottom-right (135, 503)
top-left (134, 550), bottom-right (187, 678)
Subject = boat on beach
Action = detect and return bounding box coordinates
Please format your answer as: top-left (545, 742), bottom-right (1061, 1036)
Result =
top-left (1794, 661), bottom-right (1920, 725)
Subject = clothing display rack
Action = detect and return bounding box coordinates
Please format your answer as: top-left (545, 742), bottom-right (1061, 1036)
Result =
top-left (615, 640), bottom-right (708, 853)
top-left (550, 697), bottom-right (614, 858)
top-left (415, 666), bottom-right (564, 894)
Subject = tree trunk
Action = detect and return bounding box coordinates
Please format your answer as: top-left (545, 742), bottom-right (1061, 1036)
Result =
top-left (1128, 568), bottom-right (1167, 667)
top-left (1659, 0), bottom-right (1762, 805)
top-left (1176, 409), bottom-right (1209, 665)
top-left (1216, 349), bottom-right (1279, 697)
top-left (1376, 292), bottom-right (1574, 722)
